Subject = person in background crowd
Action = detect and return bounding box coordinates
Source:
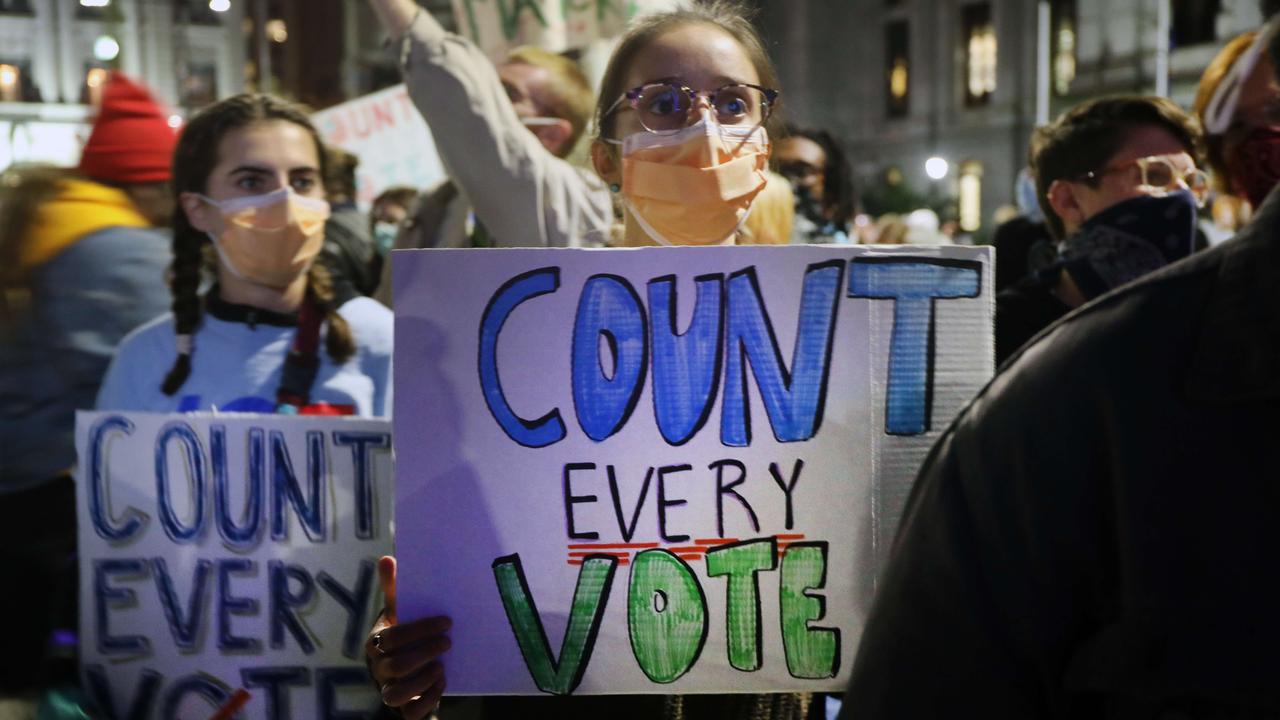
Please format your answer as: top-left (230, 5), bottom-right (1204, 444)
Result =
top-left (319, 146), bottom-right (380, 301)
top-left (872, 213), bottom-right (908, 244)
top-left (1197, 21), bottom-right (1279, 230)
top-left (97, 93), bottom-right (392, 417)
top-left (903, 207), bottom-right (948, 245)
top-left (368, 0), bottom-right (612, 307)
top-left (777, 125), bottom-right (854, 243)
top-left (995, 95), bottom-right (1208, 364)
top-left (364, 3), bottom-right (810, 719)
top-left (0, 71), bottom-right (175, 695)
top-left (367, 185), bottom-right (419, 295)
top-left (841, 13), bottom-right (1280, 718)
top-left (992, 168), bottom-right (1056, 291)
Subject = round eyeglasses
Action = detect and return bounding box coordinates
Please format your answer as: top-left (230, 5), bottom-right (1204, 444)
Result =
top-left (1080, 154), bottom-right (1211, 206)
top-left (603, 82), bottom-right (779, 135)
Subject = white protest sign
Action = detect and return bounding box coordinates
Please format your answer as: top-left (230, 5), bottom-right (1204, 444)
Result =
top-left (451, 0), bottom-right (683, 61)
top-left (312, 84), bottom-right (445, 210)
top-left (75, 412), bottom-right (393, 719)
top-left (392, 245), bottom-right (994, 695)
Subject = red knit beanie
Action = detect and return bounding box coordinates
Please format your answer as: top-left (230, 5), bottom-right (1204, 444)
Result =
top-left (78, 72), bottom-right (177, 184)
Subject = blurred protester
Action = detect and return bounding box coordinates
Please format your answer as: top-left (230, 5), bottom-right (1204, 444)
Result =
top-left (97, 94), bottom-right (392, 417)
top-left (741, 169), bottom-right (795, 244)
top-left (368, 0), bottom-right (612, 306)
top-left (318, 147), bottom-right (380, 301)
top-left (995, 95), bottom-right (1208, 364)
top-left (0, 72), bottom-right (175, 693)
top-left (903, 207), bottom-right (947, 244)
top-left (992, 168), bottom-right (1055, 292)
top-left (1197, 22), bottom-right (1279, 229)
top-left (367, 185), bottom-right (419, 295)
top-left (842, 15), bottom-right (1280, 718)
top-left (777, 125), bottom-right (854, 243)
top-left (873, 213), bottom-right (908, 244)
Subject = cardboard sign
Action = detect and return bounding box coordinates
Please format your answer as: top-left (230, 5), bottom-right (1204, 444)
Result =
top-left (392, 245), bottom-right (994, 695)
top-left (75, 412), bottom-right (393, 719)
top-left (312, 84), bottom-right (446, 210)
top-left (451, 0), bottom-right (683, 61)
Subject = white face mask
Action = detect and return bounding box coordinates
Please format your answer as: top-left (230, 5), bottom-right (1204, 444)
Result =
top-left (373, 221), bottom-right (398, 255)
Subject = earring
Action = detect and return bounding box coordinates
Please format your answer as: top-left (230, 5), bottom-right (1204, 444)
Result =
top-left (609, 183), bottom-right (621, 193)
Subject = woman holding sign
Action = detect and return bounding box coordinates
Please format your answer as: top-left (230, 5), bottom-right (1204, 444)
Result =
top-left (365, 2), bottom-right (809, 719)
top-left (97, 95), bottom-right (393, 416)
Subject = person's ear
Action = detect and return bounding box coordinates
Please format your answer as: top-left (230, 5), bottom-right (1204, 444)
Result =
top-left (1046, 179), bottom-right (1086, 233)
top-left (532, 118), bottom-right (574, 157)
top-left (591, 139), bottom-right (621, 189)
top-left (180, 192), bottom-right (216, 234)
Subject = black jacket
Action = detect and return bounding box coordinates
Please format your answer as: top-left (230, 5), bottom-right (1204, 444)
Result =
top-left (841, 189), bottom-right (1280, 718)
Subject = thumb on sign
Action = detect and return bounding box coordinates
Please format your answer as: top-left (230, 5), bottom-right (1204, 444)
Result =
top-left (365, 556), bottom-right (453, 720)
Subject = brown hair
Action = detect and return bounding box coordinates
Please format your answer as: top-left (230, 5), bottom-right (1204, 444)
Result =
top-left (1193, 30), bottom-right (1259, 192)
top-left (505, 46), bottom-right (595, 156)
top-left (593, 0), bottom-right (782, 143)
top-left (162, 93), bottom-right (354, 396)
top-left (1030, 95), bottom-right (1205, 240)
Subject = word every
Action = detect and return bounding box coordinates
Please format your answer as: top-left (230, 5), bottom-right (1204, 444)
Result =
top-left (493, 536), bottom-right (838, 695)
top-left (480, 257), bottom-right (982, 448)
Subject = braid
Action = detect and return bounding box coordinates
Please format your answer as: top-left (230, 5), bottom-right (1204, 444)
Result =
top-left (160, 226), bottom-right (205, 395)
top-left (306, 261), bottom-right (355, 363)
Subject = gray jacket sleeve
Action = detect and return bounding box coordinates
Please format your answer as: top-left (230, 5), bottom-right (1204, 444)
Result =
top-left (396, 10), bottom-right (613, 248)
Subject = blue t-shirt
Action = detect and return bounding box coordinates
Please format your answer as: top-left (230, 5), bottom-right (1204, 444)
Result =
top-left (97, 296), bottom-right (392, 417)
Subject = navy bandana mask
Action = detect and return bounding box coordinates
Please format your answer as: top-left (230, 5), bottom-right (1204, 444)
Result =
top-left (1058, 190), bottom-right (1198, 301)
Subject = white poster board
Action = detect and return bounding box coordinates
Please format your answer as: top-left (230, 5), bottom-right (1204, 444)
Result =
top-left (75, 412), bottom-right (393, 719)
top-left (392, 245), bottom-right (994, 695)
top-left (312, 84), bottom-right (445, 210)
top-left (451, 0), bottom-right (683, 62)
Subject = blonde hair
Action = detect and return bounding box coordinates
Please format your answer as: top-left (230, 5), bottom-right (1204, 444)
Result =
top-left (740, 170), bottom-right (794, 245)
top-left (1193, 30), bottom-right (1259, 191)
top-left (505, 46), bottom-right (594, 155)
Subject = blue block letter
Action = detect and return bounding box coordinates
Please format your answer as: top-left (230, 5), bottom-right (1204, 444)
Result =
top-left (849, 258), bottom-right (982, 435)
top-left (649, 274), bottom-right (724, 445)
top-left (572, 274), bottom-right (648, 442)
top-left (722, 262), bottom-right (844, 446)
top-left (478, 267), bottom-right (566, 447)
top-left (88, 415), bottom-right (147, 542)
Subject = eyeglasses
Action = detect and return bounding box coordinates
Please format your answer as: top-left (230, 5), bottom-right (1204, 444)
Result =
top-left (603, 82), bottom-right (779, 135)
top-left (1080, 154), bottom-right (1210, 206)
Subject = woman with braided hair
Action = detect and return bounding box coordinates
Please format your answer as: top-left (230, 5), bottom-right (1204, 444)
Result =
top-left (97, 94), bottom-right (392, 416)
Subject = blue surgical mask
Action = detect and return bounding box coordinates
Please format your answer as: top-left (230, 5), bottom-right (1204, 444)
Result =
top-left (1057, 190), bottom-right (1198, 300)
top-left (373, 221), bottom-right (398, 255)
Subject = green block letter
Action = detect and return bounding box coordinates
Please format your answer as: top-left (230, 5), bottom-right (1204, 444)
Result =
top-left (706, 538), bottom-right (777, 671)
top-left (627, 549), bottom-right (707, 683)
top-left (779, 542), bottom-right (840, 678)
top-left (493, 553), bottom-right (616, 695)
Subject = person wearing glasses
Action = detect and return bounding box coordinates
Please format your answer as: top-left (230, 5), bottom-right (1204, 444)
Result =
top-left (994, 95), bottom-right (1208, 364)
top-left (363, 4), bottom-right (806, 720)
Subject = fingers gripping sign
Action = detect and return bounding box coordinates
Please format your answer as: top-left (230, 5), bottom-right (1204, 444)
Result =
top-left (367, 556), bottom-right (453, 719)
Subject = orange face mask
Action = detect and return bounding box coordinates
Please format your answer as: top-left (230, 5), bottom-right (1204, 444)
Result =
top-left (200, 188), bottom-right (330, 288)
top-left (613, 113), bottom-right (770, 246)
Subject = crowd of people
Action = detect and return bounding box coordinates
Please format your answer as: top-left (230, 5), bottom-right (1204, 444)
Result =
top-left (2, 0), bottom-right (1280, 717)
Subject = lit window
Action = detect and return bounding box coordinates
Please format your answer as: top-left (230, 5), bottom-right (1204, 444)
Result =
top-left (0, 64), bottom-right (18, 102)
top-left (963, 3), bottom-right (996, 107)
top-left (266, 18), bottom-right (287, 43)
top-left (886, 20), bottom-right (910, 118)
top-left (1052, 0), bottom-right (1077, 96)
top-left (959, 161), bottom-right (983, 232)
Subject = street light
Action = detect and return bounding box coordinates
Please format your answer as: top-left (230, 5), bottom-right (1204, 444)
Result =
top-left (925, 156), bottom-right (949, 180)
top-left (210, 0), bottom-right (231, 12)
top-left (93, 35), bottom-right (120, 62)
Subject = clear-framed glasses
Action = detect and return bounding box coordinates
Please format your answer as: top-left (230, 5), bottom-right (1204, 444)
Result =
top-left (603, 82), bottom-right (779, 135)
top-left (1081, 154), bottom-right (1211, 206)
